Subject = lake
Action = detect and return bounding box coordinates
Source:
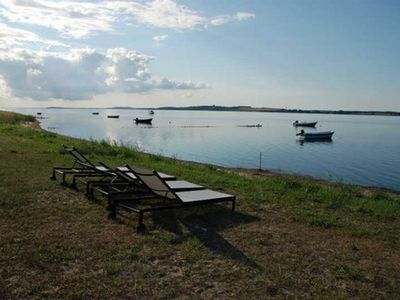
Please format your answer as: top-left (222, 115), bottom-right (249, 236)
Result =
top-left (9, 108), bottom-right (400, 191)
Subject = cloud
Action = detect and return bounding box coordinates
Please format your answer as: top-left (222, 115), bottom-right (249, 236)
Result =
top-left (0, 0), bottom-right (255, 38)
top-left (0, 0), bottom-right (115, 38)
top-left (0, 22), bottom-right (68, 49)
top-left (156, 77), bottom-right (207, 90)
top-left (153, 34), bottom-right (168, 42)
top-left (0, 47), bottom-right (207, 100)
top-left (113, 0), bottom-right (206, 30)
top-left (235, 12), bottom-right (256, 21)
top-left (210, 12), bottom-right (255, 26)
top-left (0, 75), bottom-right (12, 98)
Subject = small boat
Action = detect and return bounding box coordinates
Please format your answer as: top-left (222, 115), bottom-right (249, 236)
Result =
top-left (107, 115), bottom-right (119, 119)
top-left (134, 118), bottom-right (152, 124)
top-left (37, 112), bottom-right (42, 115)
top-left (149, 110), bottom-right (154, 115)
top-left (297, 130), bottom-right (334, 140)
top-left (293, 120), bottom-right (317, 127)
top-left (92, 112), bottom-right (99, 115)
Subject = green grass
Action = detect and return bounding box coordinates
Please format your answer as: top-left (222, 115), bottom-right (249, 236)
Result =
top-left (0, 111), bottom-right (35, 124)
top-left (0, 111), bottom-right (400, 298)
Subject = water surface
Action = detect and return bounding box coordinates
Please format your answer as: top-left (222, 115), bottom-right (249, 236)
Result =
top-left (10, 108), bottom-right (400, 191)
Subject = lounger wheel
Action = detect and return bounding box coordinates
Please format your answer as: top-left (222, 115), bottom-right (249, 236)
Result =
top-left (50, 175), bottom-right (56, 180)
top-left (108, 211), bottom-right (116, 219)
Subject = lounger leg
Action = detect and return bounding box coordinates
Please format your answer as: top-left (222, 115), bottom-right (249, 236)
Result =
top-left (137, 211), bottom-right (146, 233)
top-left (106, 198), bottom-right (112, 211)
top-left (108, 201), bottom-right (116, 219)
top-left (61, 173), bottom-right (68, 186)
top-left (70, 176), bottom-right (77, 189)
top-left (84, 183), bottom-right (95, 200)
top-left (50, 169), bottom-right (56, 180)
top-left (85, 182), bottom-right (90, 195)
top-left (232, 199), bottom-right (236, 211)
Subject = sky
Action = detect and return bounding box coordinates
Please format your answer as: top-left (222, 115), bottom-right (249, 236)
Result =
top-left (0, 0), bottom-right (399, 110)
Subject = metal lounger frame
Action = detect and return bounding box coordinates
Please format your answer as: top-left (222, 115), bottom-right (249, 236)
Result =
top-left (107, 165), bottom-right (236, 232)
top-left (50, 145), bottom-right (102, 184)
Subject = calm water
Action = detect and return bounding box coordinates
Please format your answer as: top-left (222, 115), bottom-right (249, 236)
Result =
top-left (9, 108), bottom-right (400, 191)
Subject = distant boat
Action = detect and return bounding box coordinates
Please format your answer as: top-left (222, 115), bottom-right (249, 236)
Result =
top-left (92, 112), bottom-right (99, 115)
top-left (238, 124), bottom-right (262, 128)
top-left (293, 121), bottom-right (317, 127)
top-left (149, 110), bottom-right (154, 115)
top-left (297, 130), bottom-right (334, 140)
top-left (134, 118), bottom-right (152, 124)
top-left (37, 112), bottom-right (42, 115)
top-left (107, 115), bottom-right (119, 119)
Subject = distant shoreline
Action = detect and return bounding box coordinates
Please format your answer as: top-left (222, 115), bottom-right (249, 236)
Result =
top-left (44, 105), bottom-right (400, 116)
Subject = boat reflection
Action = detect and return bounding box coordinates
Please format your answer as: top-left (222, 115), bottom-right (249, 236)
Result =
top-left (298, 139), bottom-right (333, 146)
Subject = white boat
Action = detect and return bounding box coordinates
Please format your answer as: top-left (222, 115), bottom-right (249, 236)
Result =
top-left (297, 130), bottom-right (334, 140)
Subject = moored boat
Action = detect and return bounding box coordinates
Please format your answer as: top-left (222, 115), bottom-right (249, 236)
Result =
top-left (92, 112), bottom-right (99, 115)
top-left (149, 110), bottom-right (154, 115)
top-left (107, 115), bottom-right (119, 119)
top-left (134, 118), bottom-right (152, 124)
top-left (297, 130), bottom-right (334, 140)
top-left (293, 120), bottom-right (317, 127)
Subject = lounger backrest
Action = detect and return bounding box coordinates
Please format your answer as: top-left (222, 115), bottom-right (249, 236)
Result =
top-left (63, 144), bottom-right (95, 167)
top-left (127, 165), bottom-right (178, 200)
top-left (96, 161), bottom-right (128, 179)
top-left (99, 161), bottom-right (137, 183)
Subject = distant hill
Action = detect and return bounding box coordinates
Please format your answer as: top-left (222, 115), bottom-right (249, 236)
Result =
top-left (45, 105), bottom-right (400, 116)
top-left (156, 105), bottom-right (400, 116)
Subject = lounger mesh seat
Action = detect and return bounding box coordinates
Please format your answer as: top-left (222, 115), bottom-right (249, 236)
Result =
top-left (107, 165), bottom-right (236, 232)
top-left (175, 189), bottom-right (233, 203)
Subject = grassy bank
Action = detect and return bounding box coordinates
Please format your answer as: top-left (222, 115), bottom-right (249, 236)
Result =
top-left (0, 110), bottom-right (399, 298)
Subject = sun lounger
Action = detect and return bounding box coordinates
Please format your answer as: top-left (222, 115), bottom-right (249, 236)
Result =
top-left (73, 162), bottom-right (177, 195)
top-left (88, 163), bottom-right (205, 208)
top-left (107, 165), bottom-right (236, 232)
top-left (51, 145), bottom-right (176, 186)
top-left (50, 145), bottom-right (112, 185)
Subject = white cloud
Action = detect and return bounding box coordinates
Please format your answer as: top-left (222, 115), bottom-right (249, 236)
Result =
top-left (113, 0), bottom-right (206, 30)
top-left (0, 74), bottom-right (12, 98)
top-left (0, 0), bottom-right (115, 38)
top-left (236, 12), bottom-right (256, 21)
top-left (210, 12), bottom-right (255, 26)
top-left (0, 22), bottom-right (68, 48)
top-left (0, 0), bottom-right (255, 37)
top-left (0, 47), bottom-right (207, 100)
top-left (156, 77), bottom-right (207, 90)
top-left (153, 34), bottom-right (168, 42)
